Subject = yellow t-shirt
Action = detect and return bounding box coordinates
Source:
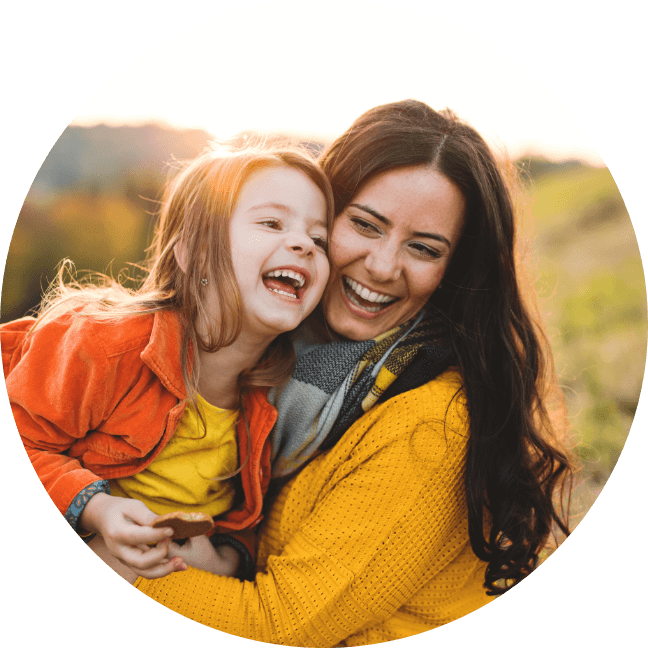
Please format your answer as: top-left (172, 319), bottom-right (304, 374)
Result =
top-left (110, 395), bottom-right (239, 518)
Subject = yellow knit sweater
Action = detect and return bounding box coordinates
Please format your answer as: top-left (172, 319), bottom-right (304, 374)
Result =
top-left (135, 369), bottom-right (492, 645)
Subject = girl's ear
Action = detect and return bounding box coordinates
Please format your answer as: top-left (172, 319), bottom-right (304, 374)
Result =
top-left (173, 241), bottom-right (188, 274)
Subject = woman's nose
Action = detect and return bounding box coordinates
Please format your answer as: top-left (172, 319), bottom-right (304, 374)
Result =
top-left (364, 244), bottom-right (401, 282)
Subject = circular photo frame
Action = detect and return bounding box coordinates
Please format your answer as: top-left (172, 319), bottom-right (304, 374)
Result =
top-left (0, 2), bottom-right (648, 646)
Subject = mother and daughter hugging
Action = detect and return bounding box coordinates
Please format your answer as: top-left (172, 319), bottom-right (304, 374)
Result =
top-left (2, 99), bottom-right (574, 646)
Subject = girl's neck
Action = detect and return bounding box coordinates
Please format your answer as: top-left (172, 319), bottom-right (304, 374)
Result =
top-left (196, 331), bottom-right (273, 410)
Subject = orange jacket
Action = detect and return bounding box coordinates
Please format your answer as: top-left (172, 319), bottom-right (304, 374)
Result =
top-left (1, 309), bottom-right (277, 536)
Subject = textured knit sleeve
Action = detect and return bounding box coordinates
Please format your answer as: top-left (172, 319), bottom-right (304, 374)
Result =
top-left (136, 374), bottom-right (473, 646)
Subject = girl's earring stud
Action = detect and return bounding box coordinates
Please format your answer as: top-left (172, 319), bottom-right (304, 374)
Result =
top-left (200, 278), bottom-right (208, 286)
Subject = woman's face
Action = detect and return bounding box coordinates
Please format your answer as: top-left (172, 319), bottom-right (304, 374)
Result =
top-left (322, 166), bottom-right (465, 341)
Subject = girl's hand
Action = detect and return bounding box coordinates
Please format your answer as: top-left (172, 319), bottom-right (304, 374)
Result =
top-left (80, 493), bottom-right (187, 579)
top-left (167, 535), bottom-right (241, 576)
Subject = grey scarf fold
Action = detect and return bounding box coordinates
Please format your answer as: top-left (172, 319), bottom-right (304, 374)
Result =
top-left (269, 311), bottom-right (452, 477)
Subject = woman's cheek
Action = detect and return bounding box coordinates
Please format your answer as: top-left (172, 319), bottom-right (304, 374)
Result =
top-left (329, 225), bottom-right (360, 272)
top-left (413, 266), bottom-right (444, 301)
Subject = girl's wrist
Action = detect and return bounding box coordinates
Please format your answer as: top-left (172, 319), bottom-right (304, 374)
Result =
top-left (64, 480), bottom-right (111, 534)
top-left (78, 491), bottom-right (112, 535)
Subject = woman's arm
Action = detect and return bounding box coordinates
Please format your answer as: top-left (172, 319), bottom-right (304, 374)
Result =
top-left (136, 375), bottom-right (472, 646)
top-left (167, 534), bottom-right (241, 576)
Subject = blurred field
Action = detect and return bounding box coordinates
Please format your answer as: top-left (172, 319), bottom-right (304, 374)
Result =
top-left (519, 162), bottom-right (646, 524)
top-left (2, 125), bottom-right (646, 527)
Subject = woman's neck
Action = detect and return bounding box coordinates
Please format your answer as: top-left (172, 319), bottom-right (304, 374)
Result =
top-left (196, 331), bottom-right (272, 410)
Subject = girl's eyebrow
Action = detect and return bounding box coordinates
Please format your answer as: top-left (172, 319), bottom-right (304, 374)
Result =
top-left (349, 202), bottom-right (452, 247)
top-left (248, 202), bottom-right (291, 213)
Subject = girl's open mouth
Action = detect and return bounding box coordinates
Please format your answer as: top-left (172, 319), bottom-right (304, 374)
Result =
top-left (262, 268), bottom-right (309, 300)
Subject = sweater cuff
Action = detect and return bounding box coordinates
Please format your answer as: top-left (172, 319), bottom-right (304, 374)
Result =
top-left (209, 533), bottom-right (255, 581)
top-left (64, 480), bottom-right (111, 536)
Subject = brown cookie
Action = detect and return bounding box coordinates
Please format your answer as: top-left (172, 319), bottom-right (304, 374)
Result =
top-left (151, 511), bottom-right (215, 540)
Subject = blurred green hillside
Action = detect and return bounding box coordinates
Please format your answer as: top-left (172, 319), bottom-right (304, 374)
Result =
top-left (518, 160), bottom-right (646, 520)
top-left (2, 125), bottom-right (645, 521)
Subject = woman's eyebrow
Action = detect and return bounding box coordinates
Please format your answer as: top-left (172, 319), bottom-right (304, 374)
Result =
top-left (349, 202), bottom-right (451, 247)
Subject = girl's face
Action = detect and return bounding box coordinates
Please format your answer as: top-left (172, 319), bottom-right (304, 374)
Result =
top-left (322, 166), bottom-right (465, 341)
top-left (228, 165), bottom-right (330, 342)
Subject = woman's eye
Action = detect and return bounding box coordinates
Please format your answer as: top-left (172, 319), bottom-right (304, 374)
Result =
top-left (409, 242), bottom-right (442, 259)
top-left (350, 217), bottom-right (381, 235)
top-left (260, 219), bottom-right (281, 230)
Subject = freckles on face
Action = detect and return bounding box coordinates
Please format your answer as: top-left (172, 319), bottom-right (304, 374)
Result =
top-left (323, 166), bottom-right (465, 341)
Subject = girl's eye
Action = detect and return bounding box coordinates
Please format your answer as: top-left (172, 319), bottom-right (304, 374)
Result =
top-left (350, 217), bottom-right (381, 236)
top-left (312, 236), bottom-right (328, 251)
top-left (409, 242), bottom-right (442, 260)
top-left (260, 219), bottom-right (282, 230)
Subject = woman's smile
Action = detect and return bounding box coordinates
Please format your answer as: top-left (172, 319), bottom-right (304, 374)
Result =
top-left (340, 276), bottom-right (399, 316)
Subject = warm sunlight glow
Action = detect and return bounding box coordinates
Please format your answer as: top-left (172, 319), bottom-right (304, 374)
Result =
top-left (69, 6), bottom-right (604, 165)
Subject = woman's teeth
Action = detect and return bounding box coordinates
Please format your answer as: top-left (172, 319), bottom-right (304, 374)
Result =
top-left (344, 277), bottom-right (397, 312)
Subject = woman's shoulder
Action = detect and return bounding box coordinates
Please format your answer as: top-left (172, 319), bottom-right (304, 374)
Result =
top-left (327, 368), bottom-right (469, 475)
top-left (422, 366), bottom-right (464, 394)
top-left (352, 368), bottom-right (467, 443)
top-left (383, 367), bottom-right (467, 423)
top-left (371, 368), bottom-right (468, 443)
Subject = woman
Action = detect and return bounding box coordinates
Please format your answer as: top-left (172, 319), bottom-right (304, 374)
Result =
top-left (131, 99), bottom-right (574, 644)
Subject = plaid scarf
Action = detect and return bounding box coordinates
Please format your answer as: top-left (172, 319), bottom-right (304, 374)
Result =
top-left (269, 309), bottom-right (453, 477)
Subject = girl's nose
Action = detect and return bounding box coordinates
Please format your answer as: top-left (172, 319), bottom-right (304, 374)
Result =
top-left (286, 231), bottom-right (316, 256)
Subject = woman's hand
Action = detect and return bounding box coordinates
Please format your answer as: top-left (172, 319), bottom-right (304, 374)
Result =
top-left (80, 493), bottom-right (187, 579)
top-left (167, 535), bottom-right (241, 576)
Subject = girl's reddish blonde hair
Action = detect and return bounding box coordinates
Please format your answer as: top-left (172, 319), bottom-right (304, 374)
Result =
top-left (34, 141), bottom-right (335, 399)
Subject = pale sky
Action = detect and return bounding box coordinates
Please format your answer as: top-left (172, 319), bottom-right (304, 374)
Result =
top-left (68, 2), bottom-right (605, 165)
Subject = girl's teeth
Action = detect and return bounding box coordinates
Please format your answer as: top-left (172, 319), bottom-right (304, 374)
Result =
top-left (269, 288), bottom-right (297, 299)
top-left (265, 269), bottom-right (305, 288)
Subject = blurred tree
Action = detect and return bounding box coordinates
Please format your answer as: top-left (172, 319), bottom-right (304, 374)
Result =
top-left (2, 185), bottom-right (154, 321)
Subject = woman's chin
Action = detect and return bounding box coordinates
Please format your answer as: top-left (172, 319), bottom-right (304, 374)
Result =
top-left (326, 307), bottom-right (392, 341)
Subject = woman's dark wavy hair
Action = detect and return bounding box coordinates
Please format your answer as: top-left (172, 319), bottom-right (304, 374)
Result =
top-left (319, 99), bottom-right (575, 595)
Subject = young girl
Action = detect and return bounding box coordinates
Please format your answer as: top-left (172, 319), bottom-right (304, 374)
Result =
top-left (1, 143), bottom-right (333, 581)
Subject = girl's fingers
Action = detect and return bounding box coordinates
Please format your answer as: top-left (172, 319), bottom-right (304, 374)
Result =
top-left (101, 541), bottom-right (187, 581)
top-left (112, 523), bottom-right (174, 547)
top-left (134, 557), bottom-right (187, 580)
top-left (118, 538), bottom-right (171, 571)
